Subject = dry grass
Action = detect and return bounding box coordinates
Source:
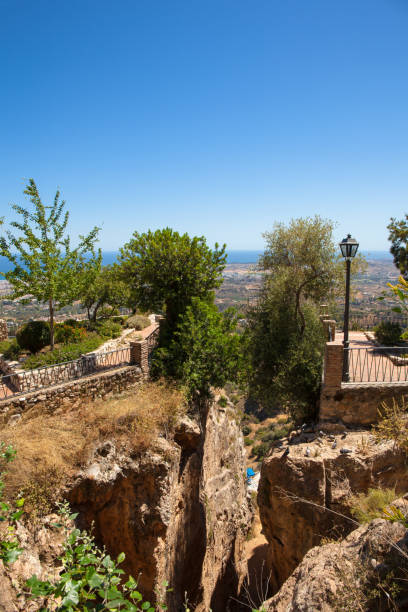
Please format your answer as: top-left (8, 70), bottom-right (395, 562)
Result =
top-left (0, 381), bottom-right (185, 516)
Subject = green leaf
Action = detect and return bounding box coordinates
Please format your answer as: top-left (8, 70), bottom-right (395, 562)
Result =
top-left (117, 551), bottom-right (125, 564)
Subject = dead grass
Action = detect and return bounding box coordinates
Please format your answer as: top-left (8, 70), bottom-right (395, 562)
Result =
top-left (0, 381), bottom-right (185, 516)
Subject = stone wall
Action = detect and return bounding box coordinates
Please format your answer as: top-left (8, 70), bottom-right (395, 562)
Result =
top-left (0, 365), bottom-right (142, 417)
top-left (0, 319), bottom-right (7, 342)
top-left (319, 339), bottom-right (408, 426)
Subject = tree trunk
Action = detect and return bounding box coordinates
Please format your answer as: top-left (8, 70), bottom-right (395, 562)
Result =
top-left (49, 298), bottom-right (55, 350)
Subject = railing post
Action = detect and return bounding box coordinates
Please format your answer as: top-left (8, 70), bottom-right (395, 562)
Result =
top-left (130, 340), bottom-right (149, 376)
top-left (322, 340), bottom-right (344, 389)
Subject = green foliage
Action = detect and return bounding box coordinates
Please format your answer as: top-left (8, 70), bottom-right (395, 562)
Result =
top-left (382, 504), bottom-right (408, 528)
top-left (125, 314), bottom-right (151, 330)
top-left (55, 323), bottom-right (86, 345)
top-left (0, 447), bottom-right (164, 611)
top-left (373, 397), bottom-right (408, 454)
top-left (95, 319), bottom-right (122, 339)
top-left (22, 333), bottom-right (103, 369)
top-left (0, 179), bottom-right (100, 348)
top-left (251, 442), bottom-right (269, 460)
top-left (243, 217), bottom-right (360, 422)
top-left (79, 264), bottom-right (130, 322)
top-left (388, 214), bottom-right (408, 278)
top-left (242, 425), bottom-right (251, 436)
top-left (119, 228), bottom-right (226, 336)
top-left (374, 321), bottom-right (402, 345)
top-left (245, 296), bottom-right (324, 422)
top-left (218, 395), bottom-right (228, 407)
top-left (2, 339), bottom-right (21, 360)
top-left (16, 320), bottom-right (50, 353)
top-left (0, 338), bottom-right (21, 360)
top-left (25, 502), bottom-right (165, 611)
top-left (350, 487), bottom-right (397, 523)
top-left (0, 443), bottom-right (23, 566)
top-left (154, 299), bottom-right (242, 400)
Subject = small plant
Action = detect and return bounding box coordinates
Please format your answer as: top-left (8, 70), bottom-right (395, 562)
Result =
top-left (218, 395), bottom-right (228, 407)
top-left (373, 397), bottom-right (408, 453)
top-left (125, 314), bottom-right (151, 330)
top-left (25, 502), bottom-right (165, 611)
top-left (244, 437), bottom-right (254, 446)
top-left (350, 487), bottom-right (397, 524)
top-left (0, 443), bottom-right (24, 565)
top-left (242, 425), bottom-right (251, 436)
top-left (2, 338), bottom-right (21, 360)
top-left (374, 321), bottom-right (402, 346)
top-left (382, 504), bottom-right (408, 528)
top-left (95, 319), bottom-right (122, 339)
top-left (16, 320), bottom-right (50, 353)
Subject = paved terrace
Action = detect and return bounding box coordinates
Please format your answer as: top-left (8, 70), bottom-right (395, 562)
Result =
top-left (337, 331), bottom-right (408, 383)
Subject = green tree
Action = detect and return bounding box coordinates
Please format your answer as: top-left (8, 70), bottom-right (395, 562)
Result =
top-left (119, 228), bottom-right (226, 339)
top-left (80, 263), bottom-right (130, 322)
top-left (155, 298), bottom-right (241, 401)
top-left (388, 215), bottom-right (408, 278)
top-left (245, 216), bottom-right (363, 421)
top-left (0, 180), bottom-right (100, 348)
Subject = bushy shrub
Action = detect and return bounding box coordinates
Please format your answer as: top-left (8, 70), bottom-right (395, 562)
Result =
top-left (63, 318), bottom-right (85, 328)
top-left (350, 487), bottom-right (397, 523)
top-left (125, 314), bottom-right (151, 330)
top-left (242, 424), bottom-right (251, 436)
top-left (22, 333), bottom-right (103, 369)
top-left (252, 442), bottom-right (269, 459)
top-left (55, 323), bottom-right (85, 344)
top-left (16, 320), bottom-right (50, 353)
top-left (96, 319), bottom-right (122, 339)
top-left (374, 321), bottom-right (402, 345)
top-left (2, 339), bottom-right (21, 360)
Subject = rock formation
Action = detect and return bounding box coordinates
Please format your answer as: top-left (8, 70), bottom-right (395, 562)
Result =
top-left (263, 498), bottom-right (408, 611)
top-left (68, 399), bottom-right (251, 611)
top-left (258, 430), bottom-right (408, 593)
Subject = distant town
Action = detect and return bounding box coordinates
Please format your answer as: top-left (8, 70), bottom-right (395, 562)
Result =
top-left (1, 255), bottom-right (404, 331)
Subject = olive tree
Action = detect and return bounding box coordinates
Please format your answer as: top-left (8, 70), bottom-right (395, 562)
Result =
top-left (245, 216), bottom-right (364, 421)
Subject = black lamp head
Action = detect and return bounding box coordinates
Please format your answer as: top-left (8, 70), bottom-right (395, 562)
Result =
top-left (339, 234), bottom-right (359, 260)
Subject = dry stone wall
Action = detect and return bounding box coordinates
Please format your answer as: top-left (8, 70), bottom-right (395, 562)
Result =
top-left (0, 319), bottom-right (7, 341)
top-left (0, 365), bottom-right (143, 417)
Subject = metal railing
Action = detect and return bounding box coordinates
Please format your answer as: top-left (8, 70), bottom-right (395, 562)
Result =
top-left (0, 346), bottom-right (132, 400)
top-left (346, 347), bottom-right (408, 383)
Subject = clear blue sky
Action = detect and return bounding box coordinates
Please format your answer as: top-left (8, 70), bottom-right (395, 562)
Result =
top-left (1, 0), bottom-right (407, 251)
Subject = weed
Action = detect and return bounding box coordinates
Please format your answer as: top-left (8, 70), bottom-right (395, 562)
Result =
top-left (350, 488), bottom-right (397, 524)
top-left (373, 397), bottom-right (408, 453)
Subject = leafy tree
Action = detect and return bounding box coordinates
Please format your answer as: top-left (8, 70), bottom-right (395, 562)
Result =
top-left (245, 216), bottom-right (364, 421)
top-left (154, 298), bottom-right (242, 401)
top-left (80, 263), bottom-right (130, 322)
top-left (388, 215), bottom-right (408, 278)
top-left (118, 228), bottom-right (226, 340)
top-left (0, 180), bottom-right (100, 348)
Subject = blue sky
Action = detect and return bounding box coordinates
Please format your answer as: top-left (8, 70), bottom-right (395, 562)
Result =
top-left (1, 0), bottom-right (407, 251)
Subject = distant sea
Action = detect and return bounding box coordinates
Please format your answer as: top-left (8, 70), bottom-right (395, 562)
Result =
top-left (0, 249), bottom-right (393, 274)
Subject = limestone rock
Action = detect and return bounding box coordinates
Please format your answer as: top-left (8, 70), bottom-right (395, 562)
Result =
top-left (258, 431), bottom-right (408, 592)
top-left (263, 503), bottom-right (408, 611)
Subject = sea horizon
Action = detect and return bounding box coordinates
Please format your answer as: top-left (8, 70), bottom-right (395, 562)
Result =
top-left (0, 248), bottom-right (393, 275)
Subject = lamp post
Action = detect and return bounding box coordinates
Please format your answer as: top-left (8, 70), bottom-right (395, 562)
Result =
top-left (339, 234), bottom-right (359, 381)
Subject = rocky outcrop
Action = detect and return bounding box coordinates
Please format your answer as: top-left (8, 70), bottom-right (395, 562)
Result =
top-left (263, 498), bottom-right (408, 611)
top-left (68, 399), bottom-right (251, 611)
top-left (258, 430), bottom-right (408, 593)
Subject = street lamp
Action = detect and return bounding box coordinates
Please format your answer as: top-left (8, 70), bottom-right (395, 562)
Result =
top-left (339, 234), bottom-right (359, 381)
